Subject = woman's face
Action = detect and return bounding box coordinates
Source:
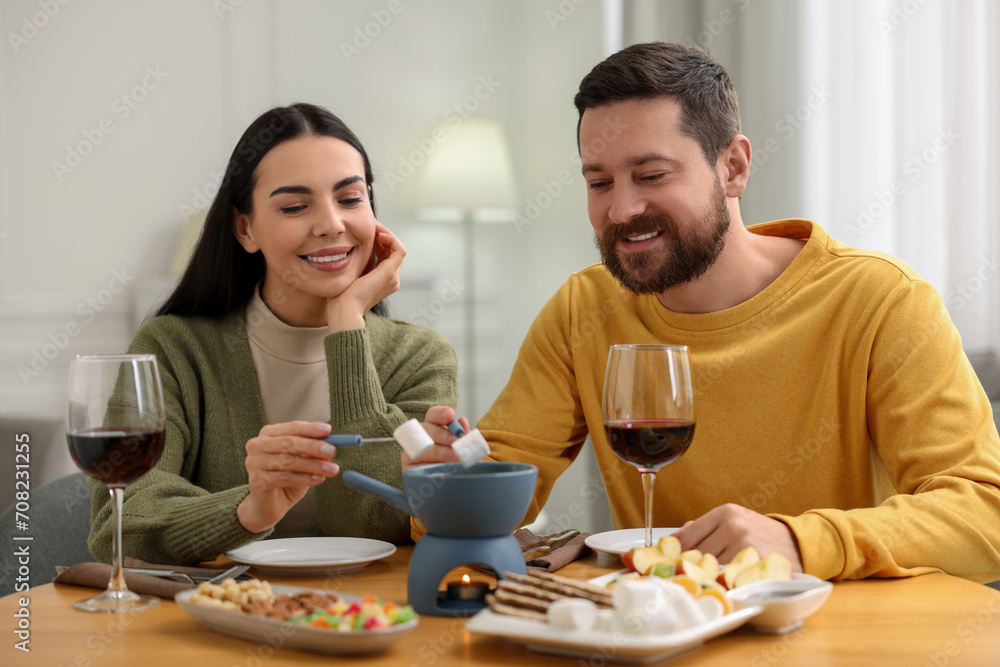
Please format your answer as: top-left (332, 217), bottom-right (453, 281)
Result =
top-left (235, 135), bottom-right (376, 325)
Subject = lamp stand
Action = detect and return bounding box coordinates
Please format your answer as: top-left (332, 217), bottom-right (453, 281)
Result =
top-left (463, 211), bottom-right (477, 421)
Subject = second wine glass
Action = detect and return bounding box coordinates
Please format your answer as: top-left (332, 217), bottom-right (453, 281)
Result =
top-left (603, 344), bottom-right (695, 548)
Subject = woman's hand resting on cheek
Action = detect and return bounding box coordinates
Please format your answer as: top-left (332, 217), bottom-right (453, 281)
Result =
top-left (327, 222), bottom-right (405, 332)
top-left (236, 421), bottom-right (339, 533)
top-left (401, 405), bottom-right (471, 473)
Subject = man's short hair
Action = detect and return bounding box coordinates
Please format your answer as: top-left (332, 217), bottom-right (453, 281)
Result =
top-left (574, 42), bottom-right (741, 166)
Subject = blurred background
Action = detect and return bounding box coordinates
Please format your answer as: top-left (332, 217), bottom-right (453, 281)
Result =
top-left (1, 0), bottom-right (998, 535)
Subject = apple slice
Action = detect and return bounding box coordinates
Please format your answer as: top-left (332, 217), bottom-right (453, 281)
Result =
top-left (697, 553), bottom-right (720, 582)
top-left (657, 535), bottom-right (682, 561)
top-left (732, 553), bottom-right (793, 588)
top-left (728, 546), bottom-right (761, 570)
top-left (680, 549), bottom-right (703, 563)
top-left (719, 547), bottom-right (761, 590)
top-left (674, 558), bottom-right (706, 582)
top-left (621, 549), bottom-right (637, 573)
top-left (629, 546), bottom-right (668, 576)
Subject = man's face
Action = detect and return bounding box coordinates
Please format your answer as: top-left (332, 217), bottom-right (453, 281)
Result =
top-left (579, 98), bottom-right (731, 295)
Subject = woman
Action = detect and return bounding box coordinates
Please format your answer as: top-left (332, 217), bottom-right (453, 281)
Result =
top-left (88, 103), bottom-right (459, 565)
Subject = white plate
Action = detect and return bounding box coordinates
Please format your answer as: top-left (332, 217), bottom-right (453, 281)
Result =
top-left (225, 537), bottom-right (396, 575)
top-left (466, 605), bottom-right (760, 664)
top-left (591, 570), bottom-right (831, 635)
top-left (176, 584), bottom-right (416, 655)
top-left (584, 528), bottom-right (680, 556)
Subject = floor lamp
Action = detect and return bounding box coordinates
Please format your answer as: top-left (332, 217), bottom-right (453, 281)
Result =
top-left (415, 117), bottom-right (517, 421)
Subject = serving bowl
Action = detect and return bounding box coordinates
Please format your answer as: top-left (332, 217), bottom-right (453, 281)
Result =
top-left (725, 575), bottom-right (833, 633)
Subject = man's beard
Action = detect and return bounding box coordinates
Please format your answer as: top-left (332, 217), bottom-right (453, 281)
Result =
top-left (596, 179), bottom-right (731, 295)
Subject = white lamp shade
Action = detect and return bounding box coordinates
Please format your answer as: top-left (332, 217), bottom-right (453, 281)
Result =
top-left (169, 214), bottom-right (206, 277)
top-left (414, 117), bottom-right (517, 223)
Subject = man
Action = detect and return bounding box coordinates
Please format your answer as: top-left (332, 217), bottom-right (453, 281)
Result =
top-left (417, 42), bottom-right (1000, 582)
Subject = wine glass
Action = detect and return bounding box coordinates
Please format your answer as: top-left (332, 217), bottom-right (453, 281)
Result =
top-left (66, 354), bottom-right (166, 612)
top-left (603, 344), bottom-right (695, 548)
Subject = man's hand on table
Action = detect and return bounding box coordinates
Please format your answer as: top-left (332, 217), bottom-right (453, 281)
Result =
top-left (672, 503), bottom-right (804, 572)
top-left (402, 406), bottom-right (470, 472)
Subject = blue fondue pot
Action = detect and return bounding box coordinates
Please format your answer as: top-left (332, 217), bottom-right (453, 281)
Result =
top-left (343, 461), bottom-right (539, 616)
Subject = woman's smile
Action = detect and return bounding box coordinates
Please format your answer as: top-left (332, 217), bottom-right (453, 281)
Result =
top-left (301, 246), bottom-right (354, 271)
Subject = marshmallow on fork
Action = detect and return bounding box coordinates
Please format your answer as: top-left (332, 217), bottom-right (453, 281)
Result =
top-left (393, 419), bottom-right (490, 468)
top-left (323, 418), bottom-right (490, 467)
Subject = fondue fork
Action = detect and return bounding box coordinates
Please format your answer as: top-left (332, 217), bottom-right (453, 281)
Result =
top-left (324, 420), bottom-right (465, 447)
top-left (522, 529), bottom-right (580, 560)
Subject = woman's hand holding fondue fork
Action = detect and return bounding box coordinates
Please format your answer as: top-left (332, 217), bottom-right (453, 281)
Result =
top-left (403, 406), bottom-right (472, 472)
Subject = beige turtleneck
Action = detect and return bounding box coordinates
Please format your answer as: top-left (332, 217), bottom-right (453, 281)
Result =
top-left (245, 286), bottom-right (329, 538)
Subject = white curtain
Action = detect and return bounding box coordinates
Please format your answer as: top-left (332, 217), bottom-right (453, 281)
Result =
top-left (624, 0), bottom-right (999, 352)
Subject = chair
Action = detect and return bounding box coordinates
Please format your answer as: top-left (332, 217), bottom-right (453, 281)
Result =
top-left (0, 473), bottom-right (94, 596)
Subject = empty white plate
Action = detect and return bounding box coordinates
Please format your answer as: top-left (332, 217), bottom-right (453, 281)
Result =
top-left (584, 528), bottom-right (680, 556)
top-left (225, 537), bottom-right (396, 575)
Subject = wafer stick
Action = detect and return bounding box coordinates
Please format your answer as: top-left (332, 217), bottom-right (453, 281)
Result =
top-left (496, 579), bottom-right (566, 603)
top-left (484, 594), bottom-right (548, 622)
top-left (504, 572), bottom-right (612, 606)
top-left (493, 587), bottom-right (552, 612)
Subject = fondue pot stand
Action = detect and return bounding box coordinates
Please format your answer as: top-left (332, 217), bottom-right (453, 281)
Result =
top-left (343, 461), bottom-right (538, 616)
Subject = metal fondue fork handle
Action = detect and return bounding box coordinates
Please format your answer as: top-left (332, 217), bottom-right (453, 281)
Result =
top-left (324, 420), bottom-right (466, 447)
top-left (322, 434), bottom-right (395, 447)
top-left (520, 529), bottom-right (579, 553)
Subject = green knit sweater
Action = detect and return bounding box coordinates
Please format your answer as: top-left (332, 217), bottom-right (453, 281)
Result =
top-left (87, 309), bottom-right (458, 565)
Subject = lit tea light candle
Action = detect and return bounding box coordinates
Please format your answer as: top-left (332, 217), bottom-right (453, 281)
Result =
top-left (446, 574), bottom-right (489, 601)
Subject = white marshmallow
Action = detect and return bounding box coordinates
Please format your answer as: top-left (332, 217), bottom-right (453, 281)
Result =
top-left (611, 579), bottom-right (707, 635)
top-left (547, 598), bottom-right (598, 631)
top-left (393, 418), bottom-right (434, 459)
top-left (451, 428), bottom-right (490, 468)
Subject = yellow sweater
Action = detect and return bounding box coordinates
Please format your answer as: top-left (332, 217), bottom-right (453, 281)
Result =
top-left (480, 220), bottom-right (1000, 582)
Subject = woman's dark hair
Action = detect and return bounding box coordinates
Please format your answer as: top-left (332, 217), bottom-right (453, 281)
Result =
top-left (157, 103), bottom-right (386, 318)
top-left (574, 42), bottom-right (741, 166)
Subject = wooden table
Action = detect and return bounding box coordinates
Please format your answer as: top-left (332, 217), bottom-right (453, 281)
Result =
top-left (2, 546), bottom-right (999, 666)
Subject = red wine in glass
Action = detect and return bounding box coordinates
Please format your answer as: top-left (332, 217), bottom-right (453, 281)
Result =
top-left (603, 344), bottom-right (694, 548)
top-left (68, 428), bottom-right (165, 485)
top-left (67, 353), bottom-right (166, 613)
top-left (605, 419), bottom-right (695, 469)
